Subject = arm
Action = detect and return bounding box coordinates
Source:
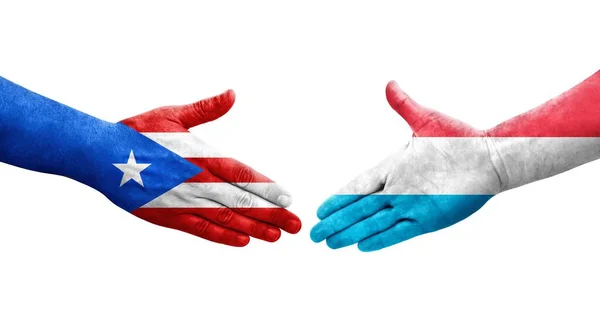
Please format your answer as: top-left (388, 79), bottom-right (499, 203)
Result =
top-left (311, 71), bottom-right (600, 252)
top-left (0, 76), bottom-right (301, 246)
top-left (0, 77), bottom-right (129, 188)
top-left (486, 71), bottom-right (600, 190)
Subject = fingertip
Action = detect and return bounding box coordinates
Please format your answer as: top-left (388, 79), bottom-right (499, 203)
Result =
top-left (357, 241), bottom-right (377, 252)
top-left (277, 194), bottom-right (292, 208)
top-left (222, 89), bottom-right (236, 106)
top-left (326, 237), bottom-right (343, 250)
top-left (284, 217), bottom-right (302, 234)
top-left (316, 195), bottom-right (364, 220)
top-left (213, 89), bottom-right (236, 114)
top-left (385, 80), bottom-right (409, 110)
top-left (316, 198), bottom-right (340, 219)
top-left (234, 234), bottom-right (250, 247)
top-left (316, 204), bottom-right (329, 220)
top-left (386, 80), bottom-right (399, 93)
top-left (310, 225), bottom-right (326, 243)
top-left (265, 228), bottom-right (282, 242)
top-left (177, 89), bottom-right (237, 128)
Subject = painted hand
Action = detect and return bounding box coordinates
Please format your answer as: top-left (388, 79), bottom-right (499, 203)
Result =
top-left (119, 91), bottom-right (301, 246)
top-left (0, 77), bottom-right (300, 247)
top-left (310, 81), bottom-right (504, 252)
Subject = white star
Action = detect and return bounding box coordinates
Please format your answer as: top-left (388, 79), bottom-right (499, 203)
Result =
top-left (113, 150), bottom-right (151, 187)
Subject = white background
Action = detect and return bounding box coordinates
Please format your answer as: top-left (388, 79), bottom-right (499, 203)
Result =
top-left (1, 1), bottom-right (599, 325)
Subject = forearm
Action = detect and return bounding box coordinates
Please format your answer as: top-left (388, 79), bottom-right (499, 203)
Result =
top-left (486, 71), bottom-right (600, 191)
top-left (0, 77), bottom-right (204, 212)
top-left (0, 76), bottom-right (114, 187)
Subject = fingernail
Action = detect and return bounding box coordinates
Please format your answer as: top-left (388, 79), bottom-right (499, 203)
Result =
top-left (265, 228), bottom-right (281, 242)
top-left (285, 219), bottom-right (302, 234)
top-left (277, 195), bottom-right (292, 207)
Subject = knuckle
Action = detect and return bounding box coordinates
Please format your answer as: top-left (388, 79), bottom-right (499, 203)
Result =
top-left (216, 208), bottom-right (234, 225)
top-left (372, 215), bottom-right (387, 231)
top-left (234, 165), bottom-right (253, 188)
top-left (248, 219), bottom-right (260, 236)
top-left (269, 208), bottom-right (283, 225)
top-left (261, 185), bottom-right (274, 200)
top-left (195, 219), bottom-right (211, 235)
top-left (235, 191), bottom-right (255, 209)
top-left (191, 100), bottom-right (209, 118)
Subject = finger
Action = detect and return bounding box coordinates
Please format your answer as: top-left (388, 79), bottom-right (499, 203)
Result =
top-left (210, 182), bottom-right (301, 234)
top-left (198, 206), bottom-right (282, 243)
top-left (316, 166), bottom-right (386, 220)
top-left (175, 89), bottom-right (236, 129)
top-left (326, 207), bottom-right (404, 249)
top-left (159, 181), bottom-right (301, 234)
top-left (235, 206), bottom-right (302, 234)
top-left (310, 195), bottom-right (391, 243)
top-left (357, 220), bottom-right (424, 252)
top-left (386, 80), bottom-right (435, 132)
top-left (200, 157), bottom-right (293, 207)
top-left (139, 212), bottom-right (250, 247)
top-left (175, 214), bottom-right (250, 247)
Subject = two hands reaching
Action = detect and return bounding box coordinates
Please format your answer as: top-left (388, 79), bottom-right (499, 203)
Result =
top-left (129, 82), bottom-right (506, 251)
top-left (2, 72), bottom-right (599, 251)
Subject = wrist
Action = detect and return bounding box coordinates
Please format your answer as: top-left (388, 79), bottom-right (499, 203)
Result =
top-left (483, 130), bottom-right (511, 193)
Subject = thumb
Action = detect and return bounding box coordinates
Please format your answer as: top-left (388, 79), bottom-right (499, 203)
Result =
top-left (385, 81), bottom-right (434, 132)
top-left (175, 89), bottom-right (236, 129)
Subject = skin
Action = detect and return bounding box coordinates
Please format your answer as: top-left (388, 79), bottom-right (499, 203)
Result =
top-left (0, 77), bottom-right (301, 247)
top-left (311, 81), bottom-right (502, 251)
top-left (122, 91), bottom-right (302, 246)
top-left (312, 72), bottom-right (600, 251)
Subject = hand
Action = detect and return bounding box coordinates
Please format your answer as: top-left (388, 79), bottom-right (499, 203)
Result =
top-left (116, 90), bottom-right (301, 247)
top-left (310, 81), bottom-right (504, 252)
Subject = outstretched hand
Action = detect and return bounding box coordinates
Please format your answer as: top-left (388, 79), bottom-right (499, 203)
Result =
top-left (118, 91), bottom-right (301, 246)
top-left (311, 81), bottom-right (504, 251)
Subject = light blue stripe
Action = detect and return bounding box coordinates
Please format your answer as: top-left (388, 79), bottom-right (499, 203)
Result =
top-left (313, 194), bottom-right (493, 250)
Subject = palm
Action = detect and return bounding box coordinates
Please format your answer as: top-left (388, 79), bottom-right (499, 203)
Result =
top-left (311, 81), bottom-right (502, 251)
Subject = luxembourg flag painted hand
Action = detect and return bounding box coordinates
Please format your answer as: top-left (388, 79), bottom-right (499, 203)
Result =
top-left (311, 74), bottom-right (600, 252)
top-left (310, 82), bottom-right (500, 251)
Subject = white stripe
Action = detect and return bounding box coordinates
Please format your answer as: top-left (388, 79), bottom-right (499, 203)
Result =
top-left (142, 132), bottom-right (223, 157)
top-left (488, 137), bottom-right (600, 190)
top-left (142, 183), bottom-right (279, 208)
top-left (336, 137), bottom-right (600, 195)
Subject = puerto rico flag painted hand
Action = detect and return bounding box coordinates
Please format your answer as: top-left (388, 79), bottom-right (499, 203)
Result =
top-left (311, 73), bottom-right (600, 252)
top-left (0, 77), bottom-right (300, 247)
top-left (119, 92), bottom-right (301, 246)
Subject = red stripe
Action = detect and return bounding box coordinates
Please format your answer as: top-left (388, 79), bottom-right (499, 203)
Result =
top-left (399, 72), bottom-right (600, 138)
top-left (410, 113), bottom-right (484, 137)
top-left (486, 81), bottom-right (600, 137)
top-left (184, 157), bottom-right (273, 183)
top-left (121, 106), bottom-right (189, 132)
top-left (133, 207), bottom-right (302, 234)
top-left (487, 72), bottom-right (600, 137)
